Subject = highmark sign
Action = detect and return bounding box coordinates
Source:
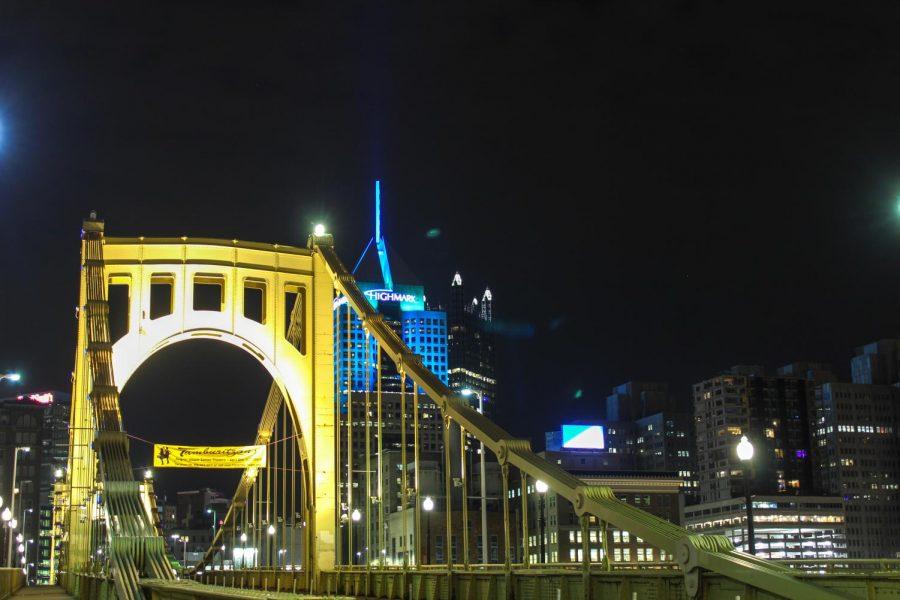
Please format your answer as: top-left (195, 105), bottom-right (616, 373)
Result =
top-left (153, 444), bottom-right (267, 469)
top-left (334, 282), bottom-right (426, 312)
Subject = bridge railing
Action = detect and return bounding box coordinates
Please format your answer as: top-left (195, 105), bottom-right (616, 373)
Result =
top-left (190, 236), bottom-right (853, 600)
top-left (315, 242), bottom-right (850, 600)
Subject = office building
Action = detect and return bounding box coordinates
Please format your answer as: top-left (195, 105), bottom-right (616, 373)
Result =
top-left (0, 390), bottom-right (70, 583)
top-left (811, 382), bottom-right (900, 558)
top-left (851, 339), bottom-right (900, 385)
top-left (606, 381), bottom-right (671, 422)
top-left (335, 181), bottom-right (448, 401)
top-left (447, 272), bottom-right (496, 414)
top-left (633, 411), bottom-right (698, 499)
top-left (683, 496), bottom-right (847, 559)
top-left (692, 367), bottom-right (814, 504)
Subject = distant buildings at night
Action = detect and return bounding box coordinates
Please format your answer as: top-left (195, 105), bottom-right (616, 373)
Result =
top-left (332, 181), bottom-right (500, 564)
top-left (448, 272), bottom-right (496, 414)
top-left (546, 337), bottom-right (900, 560)
top-left (0, 390), bottom-right (70, 583)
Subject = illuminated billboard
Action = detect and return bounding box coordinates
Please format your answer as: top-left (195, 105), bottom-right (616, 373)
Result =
top-left (561, 424), bottom-right (605, 450)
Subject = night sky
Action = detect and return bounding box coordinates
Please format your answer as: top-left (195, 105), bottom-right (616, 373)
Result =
top-left (2, 2), bottom-right (900, 497)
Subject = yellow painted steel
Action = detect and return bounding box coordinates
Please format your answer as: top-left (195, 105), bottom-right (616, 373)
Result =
top-left (61, 227), bottom-right (337, 587)
top-left (60, 221), bottom-right (863, 600)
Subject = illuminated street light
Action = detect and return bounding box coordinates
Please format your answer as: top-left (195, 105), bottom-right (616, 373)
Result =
top-left (54, 469), bottom-right (63, 479)
top-left (422, 497), bottom-right (434, 564)
top-left (535, 480), bottom-right (548, 564)
top-left (267, 524), bottom-right (276, 535)
top-left (16, 534), bottom-right (23, 543)
top-left (736, 435), bottom-right (756, 555)
top-left (736, 435), bottom-right (754, 461)
top-left (240, 533), bottom-right (247, 543)
top-left (0, 373), bottom-right (21, 382)
top-left (350, 509), bottom-right (361, 522)
top-left (144, 469), bottom-right (153, 480)
top-left (314, 224), bottom-right (326, 236)
top-left (1, 508), bottom-right (10, 522)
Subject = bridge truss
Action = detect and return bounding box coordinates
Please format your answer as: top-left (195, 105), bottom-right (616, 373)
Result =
top-left (57, 217), bottom-right (874, 600)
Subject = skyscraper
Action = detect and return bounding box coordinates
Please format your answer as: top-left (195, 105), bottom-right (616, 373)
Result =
top-left (692, 366), bottom-right (814, 504)
top-left (447, 272), bottom-right (496, 413)
top-left (850, 339), bottom-right (900, 385)
top-left (811, 382), bottom-right (900, 558)
top-left (334, 181), bottom-right (448, 400)
top-left (0, 390), bottom-right (70, 583)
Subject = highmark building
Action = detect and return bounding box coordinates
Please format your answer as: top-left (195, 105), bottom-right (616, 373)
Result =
top-left (333, 181), bottom-right (448, 402)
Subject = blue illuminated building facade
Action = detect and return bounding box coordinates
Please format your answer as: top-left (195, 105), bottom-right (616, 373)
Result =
top-left (334, 182), bottom-right (448, 407)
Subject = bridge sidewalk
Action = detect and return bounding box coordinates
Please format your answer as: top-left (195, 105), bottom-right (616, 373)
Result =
top-left (10, 587), bottom-right (73, 600)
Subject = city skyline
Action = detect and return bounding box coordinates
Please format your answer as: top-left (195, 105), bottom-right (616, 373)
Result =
top-left (2, 2), bottom-right (900, 512)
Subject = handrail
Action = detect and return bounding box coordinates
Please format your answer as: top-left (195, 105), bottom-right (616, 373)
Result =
top-left (316, 240), bottom-right (851, 600)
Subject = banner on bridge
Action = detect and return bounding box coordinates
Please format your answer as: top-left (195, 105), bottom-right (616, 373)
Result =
top-left (153, 444), bottom-right (266, 469)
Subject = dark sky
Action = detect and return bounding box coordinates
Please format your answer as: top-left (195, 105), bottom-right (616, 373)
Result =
top-left (2, 2), bottom-right (900, 496)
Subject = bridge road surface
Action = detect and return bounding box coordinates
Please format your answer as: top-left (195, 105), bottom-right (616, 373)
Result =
top-left (10, 587), bottom-right (74, 600)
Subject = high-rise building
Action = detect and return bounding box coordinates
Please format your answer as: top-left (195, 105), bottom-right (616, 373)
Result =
top-left (334, 181), bottom-right (448, 401)
top-left (605, 381), bottom-right (670, 422)
top-left (447, 272), bottom-right (496, 413)
top-left (692, 367), bottom-right (814, 504)
top-left (811, 382), bottom-right (900, 558)
top-left (0, 390), bottom-right (70, 583)
top-left (850, 339), bottom-right (900, 385)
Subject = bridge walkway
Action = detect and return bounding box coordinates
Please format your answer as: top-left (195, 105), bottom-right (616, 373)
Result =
top-left (140, 579), bottom-right (351, 600)
top-left (10, 587), bottom-right (74, 600)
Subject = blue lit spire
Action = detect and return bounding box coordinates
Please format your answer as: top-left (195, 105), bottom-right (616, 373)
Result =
top-left (374, 180), bottom-right (394, 290)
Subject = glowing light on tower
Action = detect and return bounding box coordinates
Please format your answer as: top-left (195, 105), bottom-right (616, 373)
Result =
top-left (374, 180), bottom-right (394, 290)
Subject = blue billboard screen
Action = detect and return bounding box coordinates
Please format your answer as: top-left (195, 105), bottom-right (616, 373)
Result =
top-left (561, 424), bottom-right (605, 450)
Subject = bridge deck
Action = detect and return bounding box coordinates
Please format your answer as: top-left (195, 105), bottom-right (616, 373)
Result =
top-left (140, 579), bottom-right (351, 600)
top-left (10, 587), bottom-right (74, 600)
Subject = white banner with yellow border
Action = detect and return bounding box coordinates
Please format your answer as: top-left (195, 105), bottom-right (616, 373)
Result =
top-left (153, 444), bottom-right (266, 469)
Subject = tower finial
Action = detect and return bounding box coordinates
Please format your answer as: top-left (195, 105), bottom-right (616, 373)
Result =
top-left (375, 180), bottom-right (382, 243)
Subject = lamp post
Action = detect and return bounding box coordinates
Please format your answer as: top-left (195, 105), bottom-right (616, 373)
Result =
top-left (736, 435), bottom-right (756, 555)
top-left (6, 446), bottom-right (29, 567)
top-left (422, 496), bottom-right (434, 564)
top-left (462, 388), bottom-right (489, 564)
top-left (350, 509), bottom-right (361, 565)
top-left (267, 524), bottom-right (276, 568)
top-left (206, 508), bottom-right (217, 538)
top-left (240, 532), bottom-right (247, 569)
top-left (535, 480), bottom-right (548, 564)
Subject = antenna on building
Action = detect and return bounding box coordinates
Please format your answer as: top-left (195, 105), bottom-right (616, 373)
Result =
top-left (352, 180), bottom-right (395, 290)
top-left (374, 180), bottom-right (394, 290)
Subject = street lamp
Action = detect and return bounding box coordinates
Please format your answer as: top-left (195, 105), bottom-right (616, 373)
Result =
top-left (206, 508), bottom-right (217, 537)
top-left (144, 469), bottom-right (153, 480)
top-left (736, 435), bottom-right (755, 555)
top-left (349, 509), bottom-right (361, 565)
top-left (461, 388), bottom-right (489, 565)
top-left (422, 496), bottom-right (434, 564)
top-left (535, 479), bottom-right (549, 564)
top-left (0, 373), bottom-right (21, 383)
top-left (240, 532), bottom-right (247, 569)
top-left (6, 446), bottom-right (29, 567)
top-left (313, 224), bottom-right (326, 237)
